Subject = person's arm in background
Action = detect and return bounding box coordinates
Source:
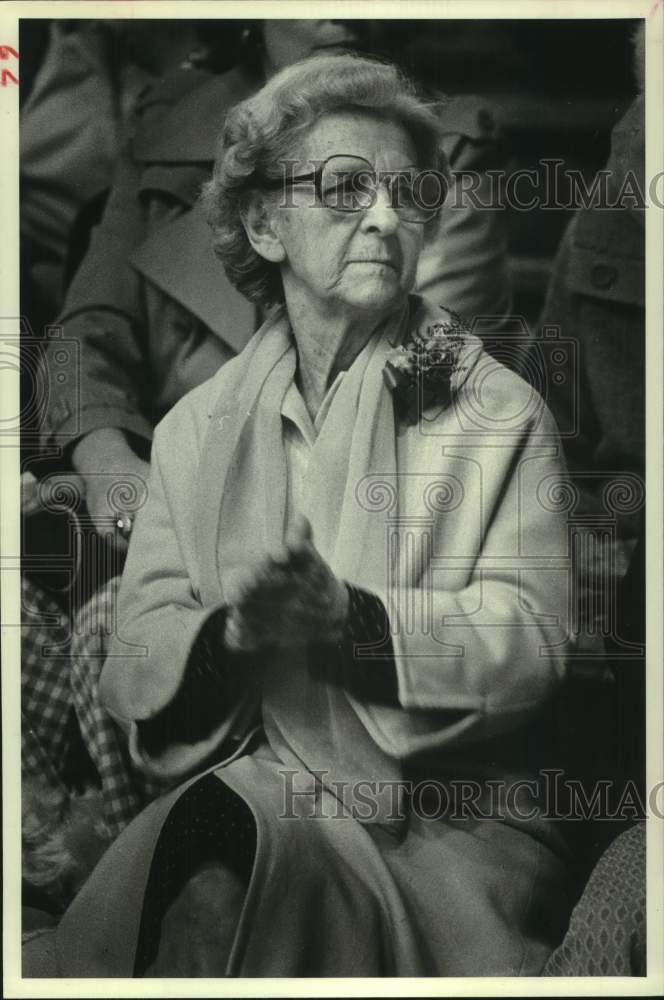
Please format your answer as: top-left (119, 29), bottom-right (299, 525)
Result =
top-left (536, 213), bottom-right (644, 651)
top-left (416, 96), bottom-right (512, 328)
top-left (39, 67), bottom-right (236, 549)
top-left (20, 21), bottom-right (129, 320)
top-left (40, 145), bottom-right (154, 549)
top-left (38, 65), bottom-right (209, 544)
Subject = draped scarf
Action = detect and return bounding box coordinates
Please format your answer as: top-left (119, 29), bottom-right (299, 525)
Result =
top-left (195, 299), bottom-right (422, 824)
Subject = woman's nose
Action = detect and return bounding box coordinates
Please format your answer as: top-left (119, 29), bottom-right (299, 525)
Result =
top-left (360, 186), bottom-right (400, 235)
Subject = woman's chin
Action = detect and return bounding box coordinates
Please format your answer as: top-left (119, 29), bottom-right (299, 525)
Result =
top-left (340, 281), bottom-right (409, 313)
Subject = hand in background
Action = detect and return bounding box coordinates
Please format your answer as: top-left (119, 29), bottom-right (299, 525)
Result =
top-left (72, 428), bottom-right (150, 551)
top-left (21, 469), bottom-right (86, 515)
top-left (224, 515), bottom-right (349, 652)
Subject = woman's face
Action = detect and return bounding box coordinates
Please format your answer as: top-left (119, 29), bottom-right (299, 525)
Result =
top-left (265, 112), bottom-right (426, 321)
top-left (262, 21), bottom-right (362, 74)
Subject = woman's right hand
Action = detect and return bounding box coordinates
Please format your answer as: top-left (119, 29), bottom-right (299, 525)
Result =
top-left (72, 428), bottom-right (150, 550)
top-left (224, 515), bottom-right (349, 653)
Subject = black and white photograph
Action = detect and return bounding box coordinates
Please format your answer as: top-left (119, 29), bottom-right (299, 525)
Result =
top-left (2, 1), bottom-right (663, 992)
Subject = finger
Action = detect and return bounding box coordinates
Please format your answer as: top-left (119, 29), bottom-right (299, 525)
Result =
top-left (267, 541), bottom-right (291, 566)
top-left (256, 556), bottom-right (295, 588)
top-left (251, 562), bottom-right (335, 613)
top-left (240, 588), bottom-right (347, 642)
top-left (283, 540), bottom-right (314, 571)
top-left (233, 553), bottom-right (286, 594)
top-left (238, 568), bottom-right (295, 609)
top-left (238, 550), bottom-right (336, 614)
top-left (240, 593), bottom-right (335, 631)
top-left (285, 533), bottom-right (321, 571)
top-left (21, 471), bottom-right (42, 515)
top-left (233, 604), bottom-right (297, 648)
top-left (244, 558), bottom-right (326, 599)
top-left (287, 514), bottom-right (313, 548)
top-left (22, 494), bottom-right (43, 517)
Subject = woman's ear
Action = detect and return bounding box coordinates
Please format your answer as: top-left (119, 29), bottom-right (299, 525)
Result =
top-left (241, 194), bottom-right (286, 264)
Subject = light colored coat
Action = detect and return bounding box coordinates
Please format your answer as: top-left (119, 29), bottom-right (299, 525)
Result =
top-left (25, 301), bottom-right (577, 978)
top-left (101, 301), bottom-right (572, 773)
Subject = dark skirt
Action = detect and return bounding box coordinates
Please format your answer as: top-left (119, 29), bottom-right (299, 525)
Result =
top-left (23, 746), bottom-right (574, 978)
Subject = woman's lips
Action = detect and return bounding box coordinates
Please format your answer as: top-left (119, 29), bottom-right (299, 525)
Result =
top-left (349, 259), bottom-right (398, 270)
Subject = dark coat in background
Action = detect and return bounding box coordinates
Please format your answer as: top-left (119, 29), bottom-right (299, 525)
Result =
top-left (538, 95), bottom-right (644, 551)
top-left (536, 94), bottom-right (645, 835)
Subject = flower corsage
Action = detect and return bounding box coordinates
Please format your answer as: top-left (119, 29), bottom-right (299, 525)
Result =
top-left (383, 313), bottom-right (468, 425)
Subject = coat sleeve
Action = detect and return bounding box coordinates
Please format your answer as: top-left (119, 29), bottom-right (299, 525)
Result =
top-left (99, 414), bottom-right (261, 780)
top-left (40, 70), bottom-right (243, 459)
top-left (41, 147), bottom-right (156, 453)
top-left (347, 401), bottom-right (573, 759)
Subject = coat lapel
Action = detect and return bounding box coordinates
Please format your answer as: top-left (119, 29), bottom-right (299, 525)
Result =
top-left (129, 67), bottom-right (258, 349)
top-left (133, 68), bottom-right (256, 163)
top-left (129, 201), bottom-right (256, 353)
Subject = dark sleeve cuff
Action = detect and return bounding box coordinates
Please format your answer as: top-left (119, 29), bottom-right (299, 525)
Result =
top-left (139, 586), bottom-right (399, 756)
top-left (137, 606), bottom-right (260, 756)
top-left (340, 584), bottom-right (399, 705)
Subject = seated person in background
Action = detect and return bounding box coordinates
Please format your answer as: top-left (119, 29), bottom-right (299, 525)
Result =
top-left (23, 53), bottom-right (574, 978)
top-left (20, 18), bottom-right (224, 329)
top-left (535, 25), bottom-right (646, 975)
top-left (537, 21), bottom-right (645, 792)
top-left (538, 85), bottom-right (644, 602)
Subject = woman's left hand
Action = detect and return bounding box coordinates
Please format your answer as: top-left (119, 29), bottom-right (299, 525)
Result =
top-left (224, 516), bottom-right (349, 652)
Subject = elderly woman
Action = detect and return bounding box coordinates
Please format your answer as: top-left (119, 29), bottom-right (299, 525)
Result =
top-left (24, 54), bottom-right (574, 978)
top-left (24, 19), bottom-right (510, 850)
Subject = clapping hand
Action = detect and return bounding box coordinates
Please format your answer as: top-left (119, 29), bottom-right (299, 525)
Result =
top-left (224, 515), bottom-right (349, 652)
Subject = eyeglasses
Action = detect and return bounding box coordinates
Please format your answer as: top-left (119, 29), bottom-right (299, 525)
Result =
top-left (260, 154), bottom-right (447, 224)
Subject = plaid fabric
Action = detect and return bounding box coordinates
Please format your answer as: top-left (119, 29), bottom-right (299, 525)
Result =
top-left (70, 577), bottom-right (166, 838)
top-left (22, 579), bottom-right (397, 838)
top-left (21, 576), bottom-right (73, 797)
top-left (22, 574), bottom-right (164, 839)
